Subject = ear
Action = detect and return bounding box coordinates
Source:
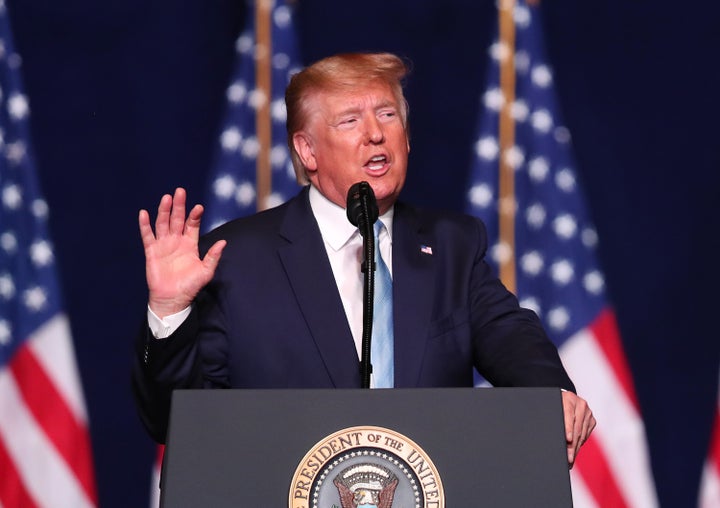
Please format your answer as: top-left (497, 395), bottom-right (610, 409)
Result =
top-left (292, 132), bottom-right (318, 172)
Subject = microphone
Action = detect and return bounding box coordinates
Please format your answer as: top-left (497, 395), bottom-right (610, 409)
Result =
top-left (346, 181), bottom-right (379, 389)
top-left (346, 181), bottom-right (379, 237)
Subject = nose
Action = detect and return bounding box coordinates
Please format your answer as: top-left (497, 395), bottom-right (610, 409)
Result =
top-left (365, 117), bottom-right (384, 144)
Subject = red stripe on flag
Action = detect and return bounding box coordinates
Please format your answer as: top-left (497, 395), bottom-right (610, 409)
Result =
top-left (590, 308), bottom-right (639, 410)
top-left (0, 436), bottom-right (39, 508)
top-left (155, 443), bottom-right (165, 487)
top-left (157, 443), bottom-right (166, 465)
top-left (9, 344), bottom-right (97, 504)
top-left (710, 407), bottom-right (720, 473)
top-left (575, 434), bottom-right (628, 508)
top-left (150, 444), bottom-right (166, 507)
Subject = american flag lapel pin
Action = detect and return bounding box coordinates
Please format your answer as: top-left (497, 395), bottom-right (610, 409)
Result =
top-left (420, 245), bottom-right (433, 255)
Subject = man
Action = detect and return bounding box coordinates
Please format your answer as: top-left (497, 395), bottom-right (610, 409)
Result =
top-left (133, 52), bottom-right (595, 467)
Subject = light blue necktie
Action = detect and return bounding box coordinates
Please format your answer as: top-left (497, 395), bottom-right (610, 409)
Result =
top-left (372, 221), bottom-right (394, 388)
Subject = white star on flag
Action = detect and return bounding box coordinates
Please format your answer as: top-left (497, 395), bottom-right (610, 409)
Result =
top-left (202, 0), bottom-right (303, 232)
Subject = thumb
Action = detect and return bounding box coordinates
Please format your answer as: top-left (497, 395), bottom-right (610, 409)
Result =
top-left (202, 240), bottom-right (227, 274)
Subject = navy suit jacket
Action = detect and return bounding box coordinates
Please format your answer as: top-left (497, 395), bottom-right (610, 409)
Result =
top-left (133, 186), bottom-right (574, 442)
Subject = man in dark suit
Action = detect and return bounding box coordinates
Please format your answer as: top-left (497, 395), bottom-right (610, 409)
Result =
top-left (133, 52), bottom-right (595, 467)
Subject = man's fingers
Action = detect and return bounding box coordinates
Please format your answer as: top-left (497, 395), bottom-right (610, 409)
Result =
top-left (562, 392), bottom-right (576, 441)
top-left (567, 411), bottom-right (580, 465)
top-left (168, 188), bottom-right (188, 235)
top-left (154, 193), bottom-right (173, 237)
top-left (581, 411), bottom-right (596, 446)
top-left (563, 395), bottom-right (596, 469)
top-left (139, 209), bottom-right (155, 249)
top-left (575, 398), bottom-right (594, 444)
top-left (567, 420), bottom-right (584, 467)
top-left (566, 432), bottom-right (577, 467)
top-left (573, 402), bottom-right (585, 441)
top-left (561, 391), bottom-right (591, 468)
top-left (184, 204), bottom-right (205, 241)
top-left (563, 405), bottom-right (577, 466)
top-left (150, 188), bottom-right (201, 240)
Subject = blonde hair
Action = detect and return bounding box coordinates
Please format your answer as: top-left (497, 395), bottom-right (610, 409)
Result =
top-left (285, 52), bottom-right (410, 183)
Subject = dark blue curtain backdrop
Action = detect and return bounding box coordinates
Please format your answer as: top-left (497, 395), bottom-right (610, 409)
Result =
top-left (7, 1), bottom-right (720, 506)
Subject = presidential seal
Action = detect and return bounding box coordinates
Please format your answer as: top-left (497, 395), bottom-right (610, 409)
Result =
top-left (289, 426), bottom-right (444, 508)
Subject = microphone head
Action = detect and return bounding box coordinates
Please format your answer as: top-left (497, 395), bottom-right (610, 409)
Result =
top-left (346, 181), bottom-right (379, 234)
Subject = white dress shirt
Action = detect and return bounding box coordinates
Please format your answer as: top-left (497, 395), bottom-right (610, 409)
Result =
top-left (308, 185), bottom-right (393, 361)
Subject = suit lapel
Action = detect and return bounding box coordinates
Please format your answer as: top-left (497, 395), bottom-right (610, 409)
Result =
top-left (392, 203), bottom-right (435, 387)
top-left (277, 188), bottom-right (361, 388)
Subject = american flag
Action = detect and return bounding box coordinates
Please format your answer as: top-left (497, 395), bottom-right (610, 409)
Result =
top-left (465, 2), bottom-right (658, 506)
top-left (699, 372), bottom-right (720, 507)
top-left (203, 0), bottom-right (302, 231)
top-left (0, 5), bottom-right (97, 507)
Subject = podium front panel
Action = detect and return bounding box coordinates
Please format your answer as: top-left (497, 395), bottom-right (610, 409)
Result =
top-left (161, 387), bottom-right (572, 507)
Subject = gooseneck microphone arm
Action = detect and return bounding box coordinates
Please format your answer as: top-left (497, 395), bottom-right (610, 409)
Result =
top-left (346, 181), bottom-right (379, 389)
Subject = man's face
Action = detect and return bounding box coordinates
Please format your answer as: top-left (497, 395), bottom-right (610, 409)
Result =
top-left (292, 82), bottom-right (409, 214)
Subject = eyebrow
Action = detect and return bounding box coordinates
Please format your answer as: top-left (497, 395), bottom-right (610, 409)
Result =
top-left (335, 99), bottom-right (398, 118)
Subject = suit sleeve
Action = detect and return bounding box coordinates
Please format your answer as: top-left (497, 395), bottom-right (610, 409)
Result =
top-left (131, 276), bottom-right (231, 443)
top-left (466, 218), bottom-right (575, 391)
top-left (131, 308), bottom-right (203, 443)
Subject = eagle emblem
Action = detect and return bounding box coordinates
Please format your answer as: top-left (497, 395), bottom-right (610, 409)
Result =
top-left (333, 463), bottom-right (399, 508)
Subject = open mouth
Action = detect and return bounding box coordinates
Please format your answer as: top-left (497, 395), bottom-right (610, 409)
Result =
top-left (365, 154), bottom-right (388, 171)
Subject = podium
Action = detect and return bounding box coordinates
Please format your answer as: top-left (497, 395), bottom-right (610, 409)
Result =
top-left (160, 387), bottom-right (572, 507)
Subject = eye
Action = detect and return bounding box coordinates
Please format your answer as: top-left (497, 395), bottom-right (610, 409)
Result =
top-left (337, 117), bottom-right (357, 128)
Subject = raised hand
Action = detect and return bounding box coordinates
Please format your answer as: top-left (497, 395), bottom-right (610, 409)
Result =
top-left (138, 188), bottom-right (226, 318)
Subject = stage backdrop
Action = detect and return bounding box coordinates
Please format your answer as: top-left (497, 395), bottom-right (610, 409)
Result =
top-left (6, 0), bottom-right (720, 506)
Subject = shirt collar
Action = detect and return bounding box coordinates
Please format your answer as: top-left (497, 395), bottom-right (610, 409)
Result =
top-left (308, 185), bottom-right (394, 251)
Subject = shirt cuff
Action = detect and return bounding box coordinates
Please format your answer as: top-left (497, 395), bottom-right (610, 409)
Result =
top-left (147, 305), bottom-right (192, 339)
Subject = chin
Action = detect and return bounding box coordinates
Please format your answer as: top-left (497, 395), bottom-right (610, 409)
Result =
top-left (376, 194), bottom-right (400, 213)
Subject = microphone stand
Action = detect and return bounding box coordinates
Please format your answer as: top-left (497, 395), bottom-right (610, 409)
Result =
top-left (346, 182), bottom-right (379, 389)
top-left (359, 192), bottom-right (375, 389)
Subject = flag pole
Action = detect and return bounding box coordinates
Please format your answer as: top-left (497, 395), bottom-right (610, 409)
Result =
top-left (498, 0), bottom-right (517, 294)
top-left (255, 0), bottom-right (272, 211)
